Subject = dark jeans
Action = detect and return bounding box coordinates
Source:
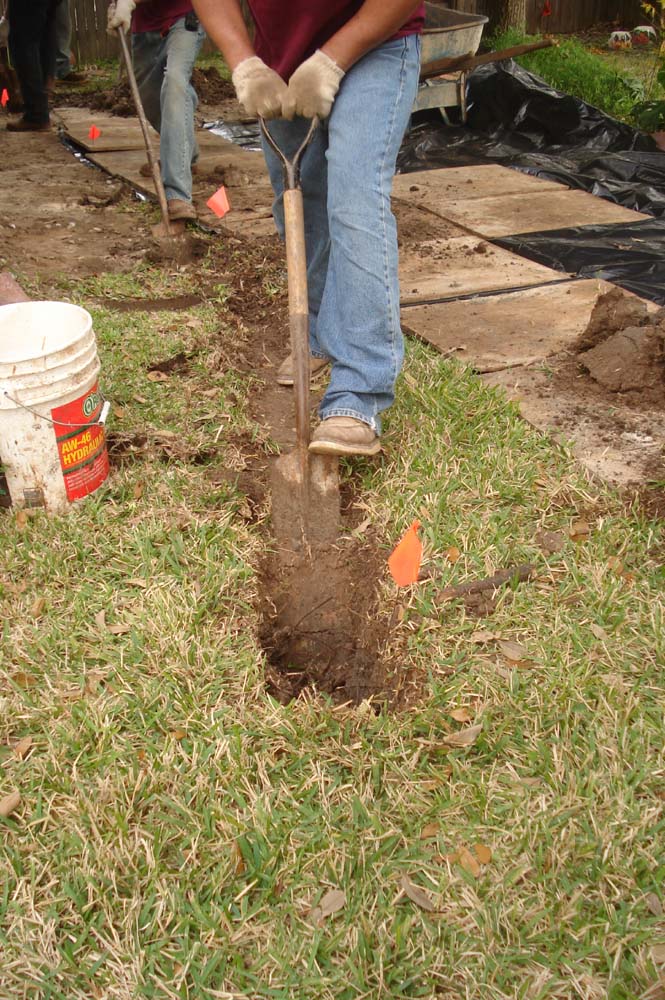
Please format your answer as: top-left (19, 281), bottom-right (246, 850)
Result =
top-left (8, 0), bottom-right (62, 123)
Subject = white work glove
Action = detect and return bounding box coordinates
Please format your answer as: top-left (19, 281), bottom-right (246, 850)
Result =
top-left (282, 50), bottom-right (345, 120)
top-left (107, 0), bottom-right (136, 34)
top-left (231, 56), bottom-right (289, 119)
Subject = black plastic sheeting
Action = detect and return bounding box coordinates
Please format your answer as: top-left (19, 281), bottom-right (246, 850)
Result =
top-left (498, 220), bottom-right (665, 305)
top-left (399, 60), bottom-right (664, 215)
top-left (398, 60), bottom-right (665, 302)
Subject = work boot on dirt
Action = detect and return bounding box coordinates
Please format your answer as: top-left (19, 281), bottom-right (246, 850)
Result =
top-left (6, 117), bottom-right (50, 132)
top-left (309, 417), bottom-right (381, 457)
top-left (167, 199), bottom-right (197, 221)
top-left (276, 352), bottom-right (330, 386)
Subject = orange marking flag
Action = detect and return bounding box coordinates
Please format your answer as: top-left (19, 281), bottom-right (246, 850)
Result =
top-left (207, 185), bottom-right (230, 218)
top-left (88, 125), bottom-right (101, 140)
top-left (1, 89), bottom-right (9, 108)
top-left (388, 520), bottom-right (423, 586)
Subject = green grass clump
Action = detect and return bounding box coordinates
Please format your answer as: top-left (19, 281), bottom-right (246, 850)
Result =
top-left (489, 30), bottom-right (644, 122)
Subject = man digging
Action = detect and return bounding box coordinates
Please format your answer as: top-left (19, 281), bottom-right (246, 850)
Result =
top-left (193, 0), bottom-right (424, 457)
top-left (107, 0), bottom-right (205, 223)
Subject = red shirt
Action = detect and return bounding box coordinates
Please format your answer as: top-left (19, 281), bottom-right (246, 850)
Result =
top-left (132, 0), bottom-right (193, 34)
top-left (248, 1), bottom-right (425, 79)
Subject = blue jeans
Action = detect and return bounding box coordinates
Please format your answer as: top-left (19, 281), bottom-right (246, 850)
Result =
top-left (131, 18), bottom-right (205, 204)
top-left (54, 1), bottom-right (71, 79)
top-left (262, 35), bottom-right (421, 433)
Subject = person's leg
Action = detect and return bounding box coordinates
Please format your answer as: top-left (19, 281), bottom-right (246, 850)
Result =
top-left (261, 117), bottom-right (330, 358)
top-left (315, 35), bottom-right (421, 435)
top-left (7, 0), bottom-right (52, 124)
top-left (158, 17), bottom-right (205, 205)
top-left (40, 0), bottom-right (61, 91)
top-left (131, 29), bottom-right (166, 133)
top-left (54, 0), bottom-right (72, 80)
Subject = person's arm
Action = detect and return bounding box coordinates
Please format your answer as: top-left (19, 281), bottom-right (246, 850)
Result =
top-left (192, 0), bottom-right (288, 117)
top-left (323, 0), bottom-right (422, 71)
top-left (283, 0), bottom-right (421, 119)
top-left (191, 0), bottom-right (253, 71)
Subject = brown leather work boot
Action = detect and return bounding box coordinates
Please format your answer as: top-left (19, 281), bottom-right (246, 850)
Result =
top-left (308, 417), bottom-right (381, 457)
top-left (276, 352), bottom-right (330, 386)
top-left (167, 199), bottom-right (197, 221)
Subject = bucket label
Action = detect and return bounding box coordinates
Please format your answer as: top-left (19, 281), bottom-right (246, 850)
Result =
top-left (51, 382), bottom-right (109, 501)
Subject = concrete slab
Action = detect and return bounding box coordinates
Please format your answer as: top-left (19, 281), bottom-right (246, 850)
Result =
top-left (399, 234), bottom-right (565, 304)
top-left (437, 189), bottom-right (649, 237)
top-left (401, 279), bottom-right (613, 371)
top-left (393, 164), bottom-right (563, 204)
top-left (55, 107), bottom-right (154, 151)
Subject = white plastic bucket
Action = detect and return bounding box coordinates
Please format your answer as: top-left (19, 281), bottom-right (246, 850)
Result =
top-left (0, 301), bottom-right (109, 512)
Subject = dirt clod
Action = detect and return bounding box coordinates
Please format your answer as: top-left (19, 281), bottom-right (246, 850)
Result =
top-left (581, 326), bottom-right (665, 394)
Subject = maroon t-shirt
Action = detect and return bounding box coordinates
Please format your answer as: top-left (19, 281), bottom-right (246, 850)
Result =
top-left (248, 1), bottom-right (425, 79)
top-left (132, 0), bottom-right (193, 34)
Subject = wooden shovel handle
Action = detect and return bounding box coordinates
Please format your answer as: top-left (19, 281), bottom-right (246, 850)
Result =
top-left (283, 188), bottom-right (310, 462)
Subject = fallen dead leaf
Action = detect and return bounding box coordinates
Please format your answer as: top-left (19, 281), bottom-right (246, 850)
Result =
top-left (445, 546), bottom-right (461, 565)
top-left (449, 707), bottom-right (473, 723)
top-left (12, 736), bottom-right (33, 760)
top-left (472, 843), bottom-right (492, 865)
top-left (11, 671), bottom-right (37, 689)
top-left (15, 510), bottom-right (28, 531)
top-left (569, 518), bottom-right (591, 541)
top-left (647, 893), bottom-right (663, 917)
top-left (420, 822), bottom-right (440, 840)
top-left (590, 623), bottom-right (608, 641)
top-left (498, 639), bottom-right (528, 663)
top-left (470, 629), bottom-right (498, 644)
top-left (171, 729), bottom-right (186, 741)
top-left (94, 609), bottom-right (106, 630)
top-left (458, 846), bottom-right (481, 877)
top-left (607, 556), bottom-right (624, 573)
top-left (308, 888), bottom-right (346, 925)
top-left (133, 482), bottom-right (144, 500)
top-left (399, 875), bottom-right (437, 912)
top-left (653, 943), bottom-right (665, 965)
top-left (85, 671), bottom-right (106, 695)
top-left (146, 370), bottom-right (169, 382)
top-left (107, 623), bottom-right (131, 635)
top-left (29, 597), bottom-right (46, 619)
top-left (231, 840), bottom-right (246, 875)
top-left (0, 790), bottom-right (21, 818)
top-left (443, 723), bottom-right (482, 749)
top-left (125, 578), bottom-right (148, 588)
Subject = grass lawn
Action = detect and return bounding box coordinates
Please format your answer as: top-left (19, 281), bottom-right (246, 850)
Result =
top-left (1, 217), bottom-right (665, 998)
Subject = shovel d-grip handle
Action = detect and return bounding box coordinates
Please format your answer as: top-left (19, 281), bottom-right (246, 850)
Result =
top-left (260, 117), bottom-right (318, 464)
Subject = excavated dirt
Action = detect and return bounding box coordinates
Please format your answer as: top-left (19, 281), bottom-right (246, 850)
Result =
top-left (55, 65), bottom-right (236, 119)
top-left (259, 543), bottom-right (412, 706)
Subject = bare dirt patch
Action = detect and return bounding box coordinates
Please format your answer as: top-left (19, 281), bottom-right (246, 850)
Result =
top-left (259, 541), bottom-right (414, 707)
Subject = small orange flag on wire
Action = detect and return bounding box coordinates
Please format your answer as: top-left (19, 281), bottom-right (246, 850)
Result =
top-left (388, 519), bottom-right (422, 586)
top-left (1, 89), bottom-right (9, 108)
top-left (206, 185), bottom-right (230, 218)
top-left (88, 124), bottom-right (101, 140)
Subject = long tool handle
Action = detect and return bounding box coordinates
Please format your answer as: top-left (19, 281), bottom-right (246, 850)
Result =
top-left (116, 28), bottom-right (172, 235)
top-left (283, 188), bottom-right (310, 475)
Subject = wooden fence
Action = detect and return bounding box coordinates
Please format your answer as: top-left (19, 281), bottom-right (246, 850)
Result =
top-left (69, 0), bottom-right (652, 66)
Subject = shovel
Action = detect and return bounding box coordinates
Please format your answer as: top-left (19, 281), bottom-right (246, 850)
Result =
top-left (260, 117), bottom-right (340, 551)
top-left (116, 28), bottom-right (181, 242)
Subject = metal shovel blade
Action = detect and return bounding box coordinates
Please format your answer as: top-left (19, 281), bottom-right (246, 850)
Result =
top-left (271, 450), bottom-right (340, 550)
